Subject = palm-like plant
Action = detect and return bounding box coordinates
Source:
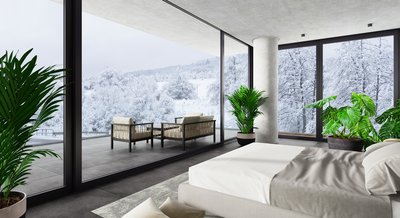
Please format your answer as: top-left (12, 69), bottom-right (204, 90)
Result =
top-left (227, 86), bottom-right (267, 134)
top-left (0, 49), bottom-right (64, 208)
top-left (376, 100), bottom-right (400, 140)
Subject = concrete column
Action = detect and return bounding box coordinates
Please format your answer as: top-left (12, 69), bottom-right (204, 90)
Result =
top-left (253, 36), bottom-right (279, 144)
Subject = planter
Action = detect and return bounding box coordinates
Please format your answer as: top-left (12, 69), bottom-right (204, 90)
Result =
top-left (0, 191), bottom-right (26, 218)
top-left (327, 136), bottom-right (364, 151)
top-left (237, 132), bottom-right (256, 146)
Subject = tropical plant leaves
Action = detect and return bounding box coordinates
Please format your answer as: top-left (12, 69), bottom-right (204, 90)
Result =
top-left (337, 106), bottom-right (361, 128)
top-left (0, 49), bottom-right (64, 203)
top-left (379, 120), bottom-right (400, 140)
top-left (227, 86), bottom-right (267, 134)
top-left (376, 100), bottom-right (400, 140)
top-left (305, 95), bottom-right (337, 109)
top-left (351, 92), bottom-right (376, 117)
top-left (306, 92), bottom-right (380, 145)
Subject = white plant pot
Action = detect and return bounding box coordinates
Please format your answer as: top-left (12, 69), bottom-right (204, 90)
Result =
top-left (0, 191), bottom-right (26, 218)
top-left (237, 132), bottom-right (256, 146)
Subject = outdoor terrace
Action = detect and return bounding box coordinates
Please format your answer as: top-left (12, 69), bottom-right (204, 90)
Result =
top-left (18, 130), bottom-right (236, 196)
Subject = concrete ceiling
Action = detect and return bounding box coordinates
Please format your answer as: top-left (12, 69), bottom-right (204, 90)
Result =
top-left (81, 0), bottom-right (223, 56)
top-left (168, 0), bottom-right (400, 44)
top-left (79, 0), bottom-right (400, 56)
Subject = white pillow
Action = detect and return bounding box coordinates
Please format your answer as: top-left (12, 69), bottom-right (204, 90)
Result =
top-left (364, 142), bottom-right (395, 157)
top-left (122, 198), bottom-right (169, 218)
top-left (363, 143), bottom-right (400, 195)
top-left (160, 197), bottom-right (205, 218)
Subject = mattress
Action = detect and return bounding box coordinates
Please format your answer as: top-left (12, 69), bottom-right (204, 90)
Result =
top-left (188, 142), bottom-right (304, 204)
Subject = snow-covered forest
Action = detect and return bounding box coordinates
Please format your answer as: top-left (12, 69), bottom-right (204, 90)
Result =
top-left (41, 54), bottom-right (248, 133)
top-left (40, 36), bottom-right (394, 136)
top-left (278, 36), bottom-right (394, 134)
top-left (278, 46), bottom-right (317, 134)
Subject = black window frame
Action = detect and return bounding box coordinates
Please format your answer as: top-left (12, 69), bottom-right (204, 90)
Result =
top-left (27, 0), bottom-right (253, 207)
top-left (278, 29), bottom-right (400, 141)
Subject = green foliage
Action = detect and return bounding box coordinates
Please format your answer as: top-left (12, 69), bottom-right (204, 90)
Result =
top-left (376, 100), bottom-right (400, 140)
top-left (0, 49), bottom-right (64, 206)
top-left (227, 86), bottom-right (267, 134)
top-left (306, 92), bottom-right (379, 144)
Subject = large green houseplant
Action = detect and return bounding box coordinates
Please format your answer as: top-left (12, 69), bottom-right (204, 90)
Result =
top-left (306, 92), bottom-right (379, 151)
top-left (376, 100), bottom-right (400, 141)
top-left (0, 49), bottom-right (64, 217)
top-left (227, 86), bottom-right (267, 146)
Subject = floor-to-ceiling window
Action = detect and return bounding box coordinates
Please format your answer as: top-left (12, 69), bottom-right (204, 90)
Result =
top-left (81, 1), bottom-right (221, 181)
top-left (278, 46), bottom-right (317, 136)
top-left (278, 33), bottom-right (397, 139)
top-left (223, 35), bottom-right (250, 140)
top-left (323, 36), bottom-right (394, 116)
top-left (0, 0), bottom-right (64, 195)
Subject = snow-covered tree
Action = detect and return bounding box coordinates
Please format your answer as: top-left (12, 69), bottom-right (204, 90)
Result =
top-left (278, 46), bottom-right (316, 134)
top-left (165, 76), bottom-right (197, 100)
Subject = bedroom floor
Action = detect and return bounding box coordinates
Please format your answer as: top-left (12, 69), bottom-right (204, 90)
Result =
top-left (27, 139), bottom-right (326, 218)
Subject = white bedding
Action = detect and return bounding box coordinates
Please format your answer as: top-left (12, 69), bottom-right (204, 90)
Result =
top-left (189, 142), bottom-right (400, 218)
top-left (189, 143), bottom-right (304, 204)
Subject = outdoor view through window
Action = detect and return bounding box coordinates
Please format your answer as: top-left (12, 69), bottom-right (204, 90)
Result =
top-left (0, 0), bottom-right (64, 196)
top-left (80, 1), bottom-right (247, 181)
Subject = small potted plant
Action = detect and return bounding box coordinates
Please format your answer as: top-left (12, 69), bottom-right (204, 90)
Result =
top-left (376, 100), bottom-right (400, 141)
top-left (306, 92), bottom-right (379, 151)
top-left (0, 50), bottom-right (63, 218)
top-left (227, 86), bottom-right (267, 146)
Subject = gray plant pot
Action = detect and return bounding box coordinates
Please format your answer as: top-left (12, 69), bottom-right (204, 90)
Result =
top-left (327, 136), bottom-right (364, 151)
top-left (237, 132), bottom-right (256, 146)
top-left (0, 191), bottom-right (26, 218)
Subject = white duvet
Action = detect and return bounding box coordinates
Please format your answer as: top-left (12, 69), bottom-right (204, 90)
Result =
top-left (188, 143), bottom-right (304, 204)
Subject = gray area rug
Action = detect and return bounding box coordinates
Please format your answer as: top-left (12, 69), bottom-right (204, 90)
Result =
top-left (92, 172), bottom-right (221, 218)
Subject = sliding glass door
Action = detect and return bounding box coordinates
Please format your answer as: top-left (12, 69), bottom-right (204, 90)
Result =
top-left (0, 0), bottom-right (65, 196)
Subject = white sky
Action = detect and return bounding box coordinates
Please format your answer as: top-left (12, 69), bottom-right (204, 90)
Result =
top-left (0, 0), bottom-right (213, 78)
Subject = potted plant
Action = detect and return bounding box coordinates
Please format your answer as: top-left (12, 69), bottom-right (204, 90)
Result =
top-left (0, 49), bottom-right (64, 218)
top-left (227, 86), bottom-right (267, 146)
top-left (376, 100), bottom-right (400, 141)
top-left (306, 92), bottom-right (379, 151)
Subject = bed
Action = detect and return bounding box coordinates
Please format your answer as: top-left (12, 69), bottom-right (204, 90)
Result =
top-left (178, 143), bottom-right (400, 218)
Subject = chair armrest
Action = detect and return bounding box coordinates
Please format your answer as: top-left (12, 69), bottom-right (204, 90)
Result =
top-left (133, 122), bottom-right (153, 126)
top-left (161, 123), bottom-right (181, 132)
top-left (175, 117), bottom-right (184, 123)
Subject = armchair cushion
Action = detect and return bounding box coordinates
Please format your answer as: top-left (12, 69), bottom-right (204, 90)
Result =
top-left (181, 116), bottom-right (201, 124)
top-left (112, 116), bottom-right (133, 125)
top-left (185, 112), bottom-right (203, 117)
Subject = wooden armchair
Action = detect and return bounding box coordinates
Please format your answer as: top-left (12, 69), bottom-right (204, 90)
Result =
top-left (111, 117), bottom-right (153, 152)
top-left (161, 115), bottom-right (216, 150)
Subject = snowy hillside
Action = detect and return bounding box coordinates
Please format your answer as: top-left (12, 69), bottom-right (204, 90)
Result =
top-left (41, 54), bottom-right (248, 133)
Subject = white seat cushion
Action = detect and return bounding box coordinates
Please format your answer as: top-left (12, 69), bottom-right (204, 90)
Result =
top-left (122, 198), bottom-right (169, 218)
top-left (160, 197), bottom-right (205, 218)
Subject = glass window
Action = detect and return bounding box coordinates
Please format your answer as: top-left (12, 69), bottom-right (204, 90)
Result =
top-left (223, 36), bottom-right (249, 139)
top-left (82, 1), bottom-right (220, 181)
top-left (0, 0), bottom-right (64, 195)
top-left (278, 46), bottom-right (317, 135)
top-left (323, 36), bottom-right (394, 116)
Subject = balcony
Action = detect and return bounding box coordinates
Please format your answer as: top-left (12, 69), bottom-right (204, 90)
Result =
top-left (20, 129), bottom-right (236, 195)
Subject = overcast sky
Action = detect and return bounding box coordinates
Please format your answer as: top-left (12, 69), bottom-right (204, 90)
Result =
top-left (0, 0), bottom-right (213, 78)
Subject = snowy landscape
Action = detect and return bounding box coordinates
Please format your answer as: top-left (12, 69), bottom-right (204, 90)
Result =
top-left (35, 54), bottom-right (248, 139)
top-left (33, 36), bottom-right (394, 141)
top-left (278, 36), bottom-right (394, 135)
